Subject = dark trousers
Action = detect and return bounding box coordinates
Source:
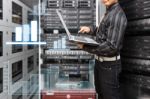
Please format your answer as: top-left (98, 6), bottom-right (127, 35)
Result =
top-left (94, 59), bottom-right (122, 99)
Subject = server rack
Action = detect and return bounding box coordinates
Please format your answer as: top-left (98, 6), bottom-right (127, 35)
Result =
top-left (0, 0), bottom-right (39, 99)
top-left (120, 0), bottom-right (150, 99)
top-left (41, 0), bottom-right (96, 79)
top-left (41, 0), bottom-right (97, 98)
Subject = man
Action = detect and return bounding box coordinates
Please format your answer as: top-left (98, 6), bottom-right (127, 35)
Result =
top-left (78, 0), bottom-right (127, 99)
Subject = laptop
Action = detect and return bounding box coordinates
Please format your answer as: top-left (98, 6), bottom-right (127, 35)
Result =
top-left (56, 9), bottom-right (99, 46)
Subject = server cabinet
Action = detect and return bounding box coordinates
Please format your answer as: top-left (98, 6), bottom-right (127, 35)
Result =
top-left (40, 0), bottom-right (99, 99)
top-left (120, 0), bottom-right (150, 98)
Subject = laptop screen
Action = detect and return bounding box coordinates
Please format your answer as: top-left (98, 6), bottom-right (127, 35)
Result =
top-left (56, 9), bottom-right (71, 38)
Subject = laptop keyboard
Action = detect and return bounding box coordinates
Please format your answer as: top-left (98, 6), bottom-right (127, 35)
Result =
top-left (74, 36), bottom-right (87, 42)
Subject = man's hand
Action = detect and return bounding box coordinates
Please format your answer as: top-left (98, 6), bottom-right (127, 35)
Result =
top-left (77, 43), bottom-right (84, 49)
top-left (79, 26), bottom-right (91, 34)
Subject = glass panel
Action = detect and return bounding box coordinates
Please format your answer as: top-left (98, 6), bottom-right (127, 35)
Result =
top-left (12, 88), bottom-right (23, 99)
top-left (0, 0), bottom-right (3, 19)
top-left (28, 56), bottom-right (34, 73)
top-left (41, 65), bottom-right (94, 91)
top-left (12, 33), bottom-right (23, 53)
top-left (12, 2), bottom-right (22, 24)
top-left (12, 61), bottom-right (23, 84)
top-left (0, 68), bottom-right (3, 93)
top-left (27, 45), bottom-right (34, 50)
top-left (27, 11), bottom-right (34, 24)
top-left (27, 11), bottom-right (35, 49)
top-left (0, 31), bottom-right (3, 56)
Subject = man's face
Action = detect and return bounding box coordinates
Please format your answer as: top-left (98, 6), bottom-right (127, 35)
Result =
top-left (101, 0), bottom-right (118, 7)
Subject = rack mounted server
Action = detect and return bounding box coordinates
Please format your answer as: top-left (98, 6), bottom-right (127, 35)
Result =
top-left (42, 0), bottom-right (96, 31)
top-left (120, 0), bottom-right (150, 20)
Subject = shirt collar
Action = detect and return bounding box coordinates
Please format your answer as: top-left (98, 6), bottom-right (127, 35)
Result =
top-left (106, 3), bottom-right (119, 12)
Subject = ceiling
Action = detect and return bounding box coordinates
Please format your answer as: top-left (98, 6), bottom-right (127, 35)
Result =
top-left (19, 0), bottom-right (39, 8)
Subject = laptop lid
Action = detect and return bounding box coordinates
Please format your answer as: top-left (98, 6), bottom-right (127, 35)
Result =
top-left (56, 9), bottom-right (71, 39)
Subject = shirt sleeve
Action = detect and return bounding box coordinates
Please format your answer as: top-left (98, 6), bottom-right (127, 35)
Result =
top-left (83, 13), bottom-right (127, 56)
top-left (89, 26), bottom-right (97, 36)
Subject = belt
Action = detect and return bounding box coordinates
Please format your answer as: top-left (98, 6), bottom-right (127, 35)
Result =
top-left (94, 55), bottom-right (120, 62)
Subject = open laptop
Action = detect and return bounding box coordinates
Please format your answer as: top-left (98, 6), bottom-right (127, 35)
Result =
top-left (56, 9), bottom-right (99, 46)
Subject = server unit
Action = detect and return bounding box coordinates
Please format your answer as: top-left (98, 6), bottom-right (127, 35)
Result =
top-left (120, 0), bottom-right (150, 20)
top-left (47, 0), bottom-right (61, 8)
top-left (42, 0), bottom-right (96, 32)
top-left (78, 0), bottom-right (93, 27)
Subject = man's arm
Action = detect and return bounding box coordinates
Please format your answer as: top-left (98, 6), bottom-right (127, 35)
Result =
top-left (89, 26), bottom-right (97, 36)
top-left (83, 13), bottom-right (127, 56)
top-left (79, 15), bottom-right (104, 36)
